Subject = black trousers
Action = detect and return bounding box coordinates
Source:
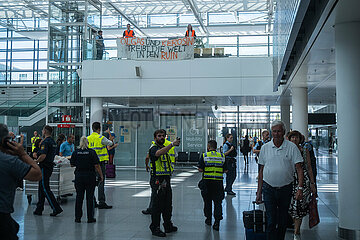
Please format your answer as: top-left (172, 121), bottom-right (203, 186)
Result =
top-left (201, 180), bottom-right (224, 221)
top-left (150, 175), bottom-right (173, 230)
top-left (75, 174), bottom-right (96, 220)
top-left (0, 213), bottom-right (19, 240)
top-left (36, 167), bottom-right (62, 213)
top-left (96, 49), bottom-right (103, 60)
top-left (262, 181), bottom-right (292, 240)
top-left (147, 175), bottom-right (156, 211)
top-left (225, 158), bottom-right (237, 192)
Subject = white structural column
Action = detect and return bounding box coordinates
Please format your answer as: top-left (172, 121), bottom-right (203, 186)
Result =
top-left (90, 97), bottom-right (103, 132)
top-left (291, 87), bottom-right (308, 140)
top-left (280, 98), bottom-right (291, 133)
top-left (335, 0), bottom-right (360, 238)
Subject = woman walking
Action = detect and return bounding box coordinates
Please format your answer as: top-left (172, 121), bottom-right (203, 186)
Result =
top-left (288, 131), bottom-right (317, 240)
top-left (70, 136), bottom-right (103, 223)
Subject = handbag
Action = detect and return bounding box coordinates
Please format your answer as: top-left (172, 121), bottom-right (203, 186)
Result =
top-left (309, 194), bottom-right (320, 228)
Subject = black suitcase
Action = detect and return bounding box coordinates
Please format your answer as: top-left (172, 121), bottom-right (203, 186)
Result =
top-left (243, 201), bottom-right (266, 239)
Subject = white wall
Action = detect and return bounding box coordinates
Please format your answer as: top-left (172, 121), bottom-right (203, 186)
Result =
top-left (82, 57), bottom-right (277, 97)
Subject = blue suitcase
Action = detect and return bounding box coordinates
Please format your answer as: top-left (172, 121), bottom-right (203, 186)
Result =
top-left (244, 201), bottom-right (266, 240)
top-left (245, 229), bottom-right (266, 240)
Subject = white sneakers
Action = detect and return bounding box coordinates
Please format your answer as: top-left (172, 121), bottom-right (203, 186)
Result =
top-left (294, 234), bottom-right (301, 240)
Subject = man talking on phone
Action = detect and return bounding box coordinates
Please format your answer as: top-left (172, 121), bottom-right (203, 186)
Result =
top-left (0, 124), bottom-right (42, 239)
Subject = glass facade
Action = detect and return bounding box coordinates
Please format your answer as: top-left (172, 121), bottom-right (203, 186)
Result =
top-left (0, 26), bottom-right (48, 84)
top-left (111, 115), bottom-right (207, 167)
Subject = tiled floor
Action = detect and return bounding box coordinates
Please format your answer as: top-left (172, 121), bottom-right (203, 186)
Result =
top-left (13, 149), bottom-right (340, 239)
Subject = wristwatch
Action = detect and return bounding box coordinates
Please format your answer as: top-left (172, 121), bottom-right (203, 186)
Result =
top-left (298, 186), bottom-right (303, 190)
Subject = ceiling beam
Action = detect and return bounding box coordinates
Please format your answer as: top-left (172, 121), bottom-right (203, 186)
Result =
top-left (267, 0), bottom-right (274, 32)
top-left (0, 19), bottom-right (16, 31)
top-left (182, 0), bottom-right (209, 35)
top-left (105, 1), bottom-right (148, 37)
top-left (23, 0), bottom-right (48, 18)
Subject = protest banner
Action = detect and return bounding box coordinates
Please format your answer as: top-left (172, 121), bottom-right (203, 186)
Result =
top-left (116, 37), bottom-right (195, 61)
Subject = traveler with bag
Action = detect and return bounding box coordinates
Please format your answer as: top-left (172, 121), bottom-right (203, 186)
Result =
top-left (288, 131), bottom-right (317, 240)
top-left (103, 131), bottom-right (118, 178)
top-left (256, 121), bottom-right (304, 240)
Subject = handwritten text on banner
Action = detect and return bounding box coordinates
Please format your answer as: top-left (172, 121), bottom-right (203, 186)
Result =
top-left (116, 37), bottom-right (195, 61)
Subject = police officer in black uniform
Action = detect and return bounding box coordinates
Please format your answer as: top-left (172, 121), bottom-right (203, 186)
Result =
top-left (33, 125), bottom-right (63, 216)
top-left (70, 136), bottom-right (103, 223)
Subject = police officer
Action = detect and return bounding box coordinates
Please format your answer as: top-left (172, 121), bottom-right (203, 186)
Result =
top-left (223, 133), bottom-right (237, 196)
top-left (198, 140), bottom-right (227, 231)
top-left (33, 125), bottom-right (63, 216)
top-left (142, 132), bottom-right (176, 215)
top-left (149, 129), bottom-right (180, 237)
top-left (70, 136), bottom-right (103, 223)
top-left (87, 122), bottom-right (114, 209)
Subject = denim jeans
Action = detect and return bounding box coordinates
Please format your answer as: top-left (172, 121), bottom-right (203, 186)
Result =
top-left (262, 181), bottom-right (293, 240)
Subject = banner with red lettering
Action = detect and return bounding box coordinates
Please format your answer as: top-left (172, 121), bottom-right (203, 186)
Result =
top-left (116, 37), bottom-right (194, 61)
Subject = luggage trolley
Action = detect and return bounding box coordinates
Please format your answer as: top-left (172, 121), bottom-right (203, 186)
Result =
top-left (25, 163), bottom-right (75, 204)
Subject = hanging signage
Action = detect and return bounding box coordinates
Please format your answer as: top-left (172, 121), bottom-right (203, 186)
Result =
top-left (116, 37), bottom-right (195, 61)
top-left (62, 115), bottom-right (72, 123)
top-left (58, 124), bottom-right (75, 128)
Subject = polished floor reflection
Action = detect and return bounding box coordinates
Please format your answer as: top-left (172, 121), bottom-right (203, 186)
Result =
top-left (13, 149), bottom-right (339, 239)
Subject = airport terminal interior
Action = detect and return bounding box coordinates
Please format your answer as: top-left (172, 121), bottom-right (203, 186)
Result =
top-left (1, 0), bottom-right (359, 239)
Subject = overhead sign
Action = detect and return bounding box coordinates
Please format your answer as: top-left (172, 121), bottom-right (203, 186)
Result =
top-left (62, 115), bottom-right (72, 123)
top-left (116, 37), bottom-right (195, 61)
top-left (58, 124), bottom-right (75, 128)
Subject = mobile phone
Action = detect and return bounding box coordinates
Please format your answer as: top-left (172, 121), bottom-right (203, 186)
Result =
top-left (176, 137), bottom-right (181, 141)
top-left (2, 136), bottom-right (12, 149)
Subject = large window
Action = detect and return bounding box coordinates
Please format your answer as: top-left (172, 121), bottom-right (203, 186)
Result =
top-left (0, 26), bottom-right (47, 84)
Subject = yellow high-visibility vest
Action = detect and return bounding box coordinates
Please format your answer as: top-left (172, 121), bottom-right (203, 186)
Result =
top-left (203, 151), bottom-right (225, 180)
top-left (149, 142), bottom-right (172, 176)
top-left (87, 132), bottom-right (109, 162)
top-left (164, 139), bottom-right (175, 172)
top-left (31, 136), bottom-right (40, 151)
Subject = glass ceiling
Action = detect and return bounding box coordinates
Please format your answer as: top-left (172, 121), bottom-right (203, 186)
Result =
top-left (0, 0), bottom-right (274, 37)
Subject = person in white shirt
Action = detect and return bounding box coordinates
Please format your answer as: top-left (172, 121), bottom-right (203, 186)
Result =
top-left (256, 120), bottom-right (304, 240)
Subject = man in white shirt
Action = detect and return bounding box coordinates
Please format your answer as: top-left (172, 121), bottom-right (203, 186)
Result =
top-left (256, 120), bottom-right (304, 240)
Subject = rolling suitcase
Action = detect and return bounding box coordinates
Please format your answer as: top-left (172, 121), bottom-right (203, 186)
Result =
top-left (243, 201), bottom-right (266, 240)
top-left (105, 164), bottom-right (116, 178)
